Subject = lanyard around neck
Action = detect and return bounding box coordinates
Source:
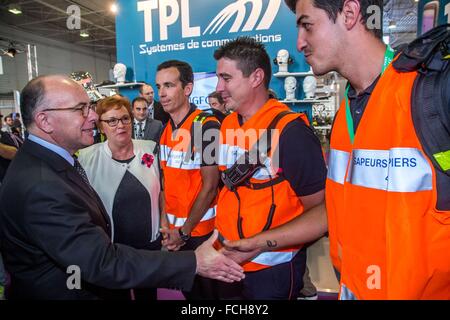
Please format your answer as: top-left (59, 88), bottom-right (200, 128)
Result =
top-left (345, 45), bottom-right (395, 144)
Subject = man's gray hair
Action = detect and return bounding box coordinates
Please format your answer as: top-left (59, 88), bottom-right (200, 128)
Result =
top-left (20, 76), bottom-right (47, 128)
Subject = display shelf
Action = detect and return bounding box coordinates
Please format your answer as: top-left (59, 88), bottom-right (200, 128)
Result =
top-left (313, 125), bottom-right (332, 130)
top-left (281, 99), bottom-right (331, 104)
top-left (97, 82), bottom-right (145, 89)
top-left (273, 71), bottom-right (313, 78)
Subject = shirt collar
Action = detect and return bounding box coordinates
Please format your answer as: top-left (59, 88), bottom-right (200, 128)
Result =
top-left (134, 119), bottom-right (146, 125)
top-left (169, 103), bottom-right (196, 129)
top-left (347, 75), bottom-right (380, 100)
top-left (28, 134), bottom-right (75, 166)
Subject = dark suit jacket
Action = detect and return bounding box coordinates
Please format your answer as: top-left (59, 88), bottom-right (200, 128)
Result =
top-left (0, 131), bottom-right (19, 182)
top-left (0, 140), bottom-right (196, 300)
top-left (132, 118), bottom-right (163, 142)
top-left (153, 101), bottom-right (170, 125)
top-left (207, 108), bottom-right (228, 123)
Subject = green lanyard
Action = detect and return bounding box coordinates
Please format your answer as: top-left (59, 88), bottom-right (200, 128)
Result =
top-left (345, 45), bottom-right (395, 144)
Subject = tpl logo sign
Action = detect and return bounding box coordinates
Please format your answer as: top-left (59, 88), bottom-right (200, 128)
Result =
top-left (137, 0), bottom-right (281, 42)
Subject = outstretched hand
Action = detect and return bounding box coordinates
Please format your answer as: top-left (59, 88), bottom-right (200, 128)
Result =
top-left (195, 230), bottom-right (245, 283)
top-left (220, 237), bottom-right (262, 265)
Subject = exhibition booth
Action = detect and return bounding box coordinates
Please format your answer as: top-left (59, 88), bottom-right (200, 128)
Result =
top-left (1, 0), bottom-right (449, 303)
top-left (111, 0), bottom-right (340, 126)
top-left (112, 0), bottom-right (341, 295)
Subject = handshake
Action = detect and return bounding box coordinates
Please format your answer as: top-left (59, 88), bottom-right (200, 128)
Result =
top-left (161, 228), bottom-right (260, 283)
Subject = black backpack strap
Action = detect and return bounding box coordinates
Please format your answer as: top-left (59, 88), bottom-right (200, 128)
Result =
top-left (393, 24), bottom-right (450, 72)
top-left (406, 25), bottom-right (450, 210)
top-left (412, 60), bottom-right (450, 172)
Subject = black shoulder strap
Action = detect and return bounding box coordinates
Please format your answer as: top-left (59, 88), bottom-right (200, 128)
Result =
top-left (412, 59), bottom-right (450, 167)
top-left (393, 24), bottom-right (450, 72)
top-left (267, 111), bottom-right (296, 130)
top-left (189, 111), bottom-right (220, 161)
top-left (243, 110), bottom-right (302, 166)
top-left (405, 24), bottom-right (450, 210)
top-left (261, 110), bottom-right (296, 155)
top-left (193, 111), bottom-right (218, 124)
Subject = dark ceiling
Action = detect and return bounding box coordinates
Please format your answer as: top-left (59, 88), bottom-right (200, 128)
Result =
top-left (0, 0), bottom-right (116, 56)
top-left (0, 0), bottom-right (419, 57)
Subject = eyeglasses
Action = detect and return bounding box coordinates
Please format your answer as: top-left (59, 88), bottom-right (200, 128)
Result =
top-left (42, 102), bottom-right (96, 118)
top-left (99, 115), bottom-right (132, 127)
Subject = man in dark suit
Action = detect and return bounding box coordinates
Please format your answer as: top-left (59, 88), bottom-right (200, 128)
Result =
top-left (0, 132), bottom-right (19, 184)
top-left (207, 91), bottom-right (229, 123)
top-left (131, 97), bottom-right (162, 142)
top-left (0, 75), bottom-right (244, 300)
top-left (139, 84), bottom-right (170, 125)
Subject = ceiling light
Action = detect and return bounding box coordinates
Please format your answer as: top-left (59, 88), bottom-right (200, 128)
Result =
top-left (110, 3), bottom-right (118, 14)
top-left (80, 30), bottom-right (90, 38)
top-left (5, 48), bottom-right (17, 58)
top-left (388, 21), bottom-right (397, 29)
top-left (8, 4), bottom-right (22, 15)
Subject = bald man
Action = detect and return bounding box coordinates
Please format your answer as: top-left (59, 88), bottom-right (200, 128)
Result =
top-left (0, 75), bottom-right (244, 300)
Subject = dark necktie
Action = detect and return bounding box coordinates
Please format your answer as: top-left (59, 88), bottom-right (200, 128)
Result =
top-left (149, 107), bottom-right (154, 119)
top-left (137, 122), bottom-right (143, 139)
top-left (73, 158), bottom-right (92, 187)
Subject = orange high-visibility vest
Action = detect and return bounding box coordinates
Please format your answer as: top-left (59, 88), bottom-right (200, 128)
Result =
top-left (160, 109), bottom-right (218, 237)
top-left (216, 99), bottom-right (310, 272)
top-left (327, 64), bottom-right (450, 299)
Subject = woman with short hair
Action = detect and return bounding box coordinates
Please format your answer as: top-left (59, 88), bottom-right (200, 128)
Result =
top-left (78, 96), bottom-right (163, 300)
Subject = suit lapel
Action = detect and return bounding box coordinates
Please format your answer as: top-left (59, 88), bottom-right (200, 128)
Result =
top-left (132, 121), bottom-right (137, 139)
top-left (144, 118), bottom-right (151, 139)
top-left (23, 140), bottom-right (112, 234)
top-left (65, 169), bottom-right (112, 229)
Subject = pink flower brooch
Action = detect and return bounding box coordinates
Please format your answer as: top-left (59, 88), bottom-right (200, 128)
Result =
top-left (141, 153), bottom-right (154, 168)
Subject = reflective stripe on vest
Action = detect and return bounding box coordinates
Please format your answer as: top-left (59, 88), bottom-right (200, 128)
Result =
top-left (167, 206), bottom-right (216, 227)
top-left (327, 149), bottom-right (350, 185)
top-left (328, 148), bottom-right (433, 192)
top-left (220, 232), bottom-right (298, 267)
top-left (218, 143), bottom-right (276, 180)
top-left (160, 144), bottom-right (201, 170)
top-left (160, 144), bottom-right (169, 161)
top-left (339, 283), bottom-right (358, 300)
top-left (252, 250), bottom-right (298, 266)
top-left (348, 148), bottom-right (432, 192)
top-left (218, 144), bottom-right (243, 167)
top-left (216, 100), bottom-right (308, 272)
top-left (160, 109), bottom-right (218, 237)
top-left (327, 63), bottom-right (450, 299)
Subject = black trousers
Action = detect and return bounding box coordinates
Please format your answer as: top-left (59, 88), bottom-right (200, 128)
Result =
top-left (111, 235), bottom-right (163, 301)
top-left (181, 232), bottom-right (217, 300)
top-left (215, 247), bottom-right (307, 300)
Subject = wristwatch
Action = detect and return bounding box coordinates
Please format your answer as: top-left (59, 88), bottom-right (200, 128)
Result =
top-left (178, 228), bottom-right (191, 242)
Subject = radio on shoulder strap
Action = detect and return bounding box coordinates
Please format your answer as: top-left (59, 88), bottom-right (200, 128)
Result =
top-left (221, 110), bottom-right (298, 238)
top-left (221, 111), bottom-right (294, 191)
